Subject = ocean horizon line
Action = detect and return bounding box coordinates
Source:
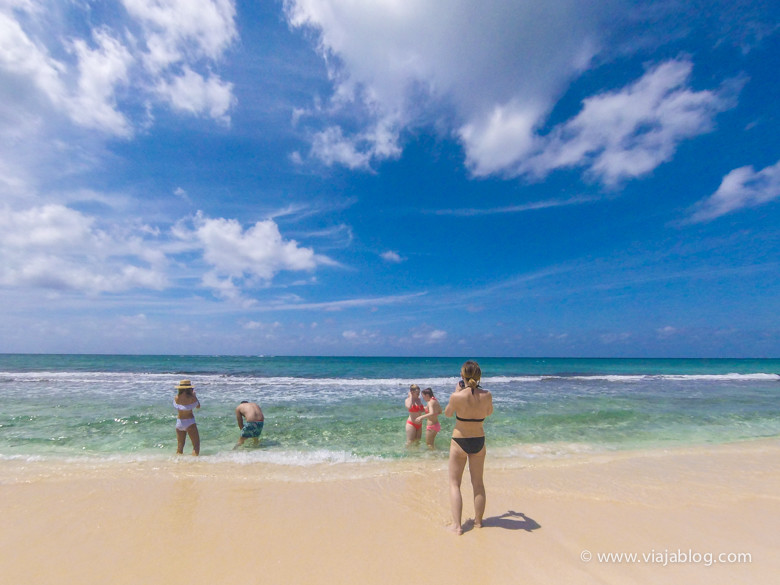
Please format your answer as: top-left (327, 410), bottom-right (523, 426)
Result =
top-left (1, 353), bottom-right (778, 359)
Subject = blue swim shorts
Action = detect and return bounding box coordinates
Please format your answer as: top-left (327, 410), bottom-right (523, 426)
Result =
top-left (241, 420), bottom-right (264, 438)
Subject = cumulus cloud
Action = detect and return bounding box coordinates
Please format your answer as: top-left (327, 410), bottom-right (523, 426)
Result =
top-left (0, 204), bottom-right (168, 293)
top-left (0, 0), bottom-right (237, 139)
top-left (285, 0), bottom-right (607, 168)
top-left (520, 60), bottom-right (737, 185)
top-left (173, 212), bottom-right (334, 298)
top-left (155, 65), bottom-right (234, 122)
top-left (286, 1), bottom-right (738, 185)
top-left (689, 159), bottom-right (780, 222)
top-left (66, 30), bottom-right (134, 136)
top-left (0, 201), bottom-right (338, 302)
top-left (122, 0), bottom-right (237, 70)
top-left (310, 121), bottom-right (403, 170)
top-left (0, 6), bottom-right (129, 136)
top-left (122, 0), bottom-right (238, 122)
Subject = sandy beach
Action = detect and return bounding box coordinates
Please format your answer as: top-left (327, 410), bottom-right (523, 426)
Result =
top-left (1, 439), bottom-right (778, 585)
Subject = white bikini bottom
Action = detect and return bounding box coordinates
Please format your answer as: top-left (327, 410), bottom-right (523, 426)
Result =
top-left (176, 418), bottom-right (197, 431)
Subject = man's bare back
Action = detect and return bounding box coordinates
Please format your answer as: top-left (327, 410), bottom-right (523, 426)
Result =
top-left (234, 401), bottom-right (264, 448)
top-left (236, 401), bottom-right (263, 422)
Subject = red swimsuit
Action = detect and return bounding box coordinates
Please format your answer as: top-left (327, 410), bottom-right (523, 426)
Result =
top-left (407, 403), bottom-right (425, 429)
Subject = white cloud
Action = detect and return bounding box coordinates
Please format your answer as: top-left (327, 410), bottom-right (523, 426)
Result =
top-left (243, 320), bottom-right (281, 331)
top-left (249, 291), bottom-right (426, 312)
top-left (122, 0), bottom-right (238, 121)
top-left (67, 30), bottom-right (134, 136)
top-left (520, 60), bottom-right (736, 185)
top-left (310, 126), bottom-right (373, 170)
top-left (427, 329), bottom-right (447, 342)
top-left (0, 8), bottom-right (133, 136)
top-left (285, 1), bottom-right (608, 169)
top-left (342, 328), bottom-right (379, 343)
top-left (122, 0), bottom-right (237, 70)
top-left (310, 120), bottom-right (403, 169)
top-left (286, 0), bottom-right (608, 169)
top-left (174, 213), bottom-right (333, 296)
top-left (155, 66), bottom-right (235, 122)
top-left (0, 0), bottom-right (237, 141)
top-left (0, 204), bottom-right (168, 293)
top-left (689, 159), bottom-right (780, 222)
top-left (412, 328), bottom-right (447, 343)
top-left (286, 2), bottom-right (737, 185)
top-left (380, 250), bottom-right (404, 263)
top-left (173, 186), bottom-right (190, 200)
top-left (200, 271), bottom-right (249, 304)
top-left (433, 195), bottom-right (599, 216)
top-left (0, 7), bottom-right (65, 104)
top-left (458, 100), bottom-right (542, 177)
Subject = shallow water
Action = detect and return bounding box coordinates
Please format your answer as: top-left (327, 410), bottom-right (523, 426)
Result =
top-left (1, 355), bottom-right (778, 464)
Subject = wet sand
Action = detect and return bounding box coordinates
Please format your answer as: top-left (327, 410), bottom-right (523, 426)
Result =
top-left (1, 440), bottom-right (778, 584)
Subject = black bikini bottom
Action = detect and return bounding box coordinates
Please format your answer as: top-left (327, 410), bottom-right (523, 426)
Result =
top-left (452, 436), bottom-right (485, 454)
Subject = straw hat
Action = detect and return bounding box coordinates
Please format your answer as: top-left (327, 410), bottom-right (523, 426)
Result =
top-left (176, 379), bottom-right (194, 391)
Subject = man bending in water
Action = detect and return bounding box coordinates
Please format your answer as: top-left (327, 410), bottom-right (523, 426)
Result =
top-left (234, 401), bottom-right (264, 448)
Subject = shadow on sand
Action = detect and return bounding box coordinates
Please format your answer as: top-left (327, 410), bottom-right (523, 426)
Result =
top-left (468, 510), bottom-right (541, 532)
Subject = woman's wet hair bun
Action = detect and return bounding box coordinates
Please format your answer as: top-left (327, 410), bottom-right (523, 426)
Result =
top-left (460, 360), bottom-right (482, 386)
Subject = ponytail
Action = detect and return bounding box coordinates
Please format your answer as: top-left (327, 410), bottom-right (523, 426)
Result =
top-left (460, 360), bottom-right (482, 395)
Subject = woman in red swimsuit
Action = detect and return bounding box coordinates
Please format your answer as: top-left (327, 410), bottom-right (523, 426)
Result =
top-left (404, 384), bottom-right (425, 446)
top-left (418, 388), bottom-right (442, 449)
top-left (444, 361), bottom-right (493, 534)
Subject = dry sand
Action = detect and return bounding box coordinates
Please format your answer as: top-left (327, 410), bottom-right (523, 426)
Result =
top-left (1, 440), bottom-right (778, 584)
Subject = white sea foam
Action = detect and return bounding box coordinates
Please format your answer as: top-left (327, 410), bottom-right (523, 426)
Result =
top-left (0, 449), bottom-right (380, 467)
top-left (490, 442), bottom-right (604, 462)
top-left (205, 449), bottom-right (381, 466)
top-left (652, 373), bottom-right (780, 381)
top-left (3, 371), bottom-right (778, 387)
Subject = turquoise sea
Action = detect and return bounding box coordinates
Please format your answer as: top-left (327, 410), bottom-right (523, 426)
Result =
top-left (1, 355), bottom-right (778, 465)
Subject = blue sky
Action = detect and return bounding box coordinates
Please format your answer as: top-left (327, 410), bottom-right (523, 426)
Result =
top-left (0, 0), bottom-right (778, 357)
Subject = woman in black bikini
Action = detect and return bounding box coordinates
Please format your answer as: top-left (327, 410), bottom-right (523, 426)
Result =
top-left (444, 361), bottom-right (493, 535)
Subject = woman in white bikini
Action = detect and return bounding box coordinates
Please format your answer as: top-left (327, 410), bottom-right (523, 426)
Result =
top-left (444, 361), bottom-right (493, 534)
top-left (173, 379), bottom-right (200, 456)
